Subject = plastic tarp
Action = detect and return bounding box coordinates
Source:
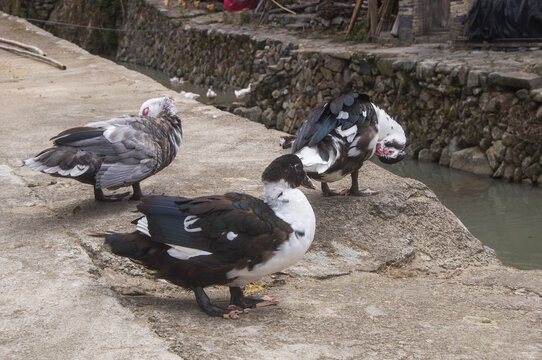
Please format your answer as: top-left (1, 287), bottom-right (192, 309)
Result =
top-left (224, 0), bottom-right (259, 11)
top-left (466, 0), bottom-right (542, 40)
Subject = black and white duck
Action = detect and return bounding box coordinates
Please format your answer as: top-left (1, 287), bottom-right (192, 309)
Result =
top-left (98, 154), bottom-right (317, 318)
top-left (24, 97), bottom-right (182, 202)
top-left (291, 92), bottom-right (406, 196)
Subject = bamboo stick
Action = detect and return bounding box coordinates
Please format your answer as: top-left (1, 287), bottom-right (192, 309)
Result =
top-left (0, 44), bottom-right (66, 70)
top-left (270, 0), bottom-right (296, 15)
top-left (0, 37), bottom-right (45, 56)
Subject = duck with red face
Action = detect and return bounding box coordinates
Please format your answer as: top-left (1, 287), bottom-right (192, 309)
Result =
top-left (292, 92), bottom-right (406, 197)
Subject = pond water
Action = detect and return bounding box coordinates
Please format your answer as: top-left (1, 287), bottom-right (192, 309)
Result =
top-left (119, 62), bottom-right (238, 106)
top-left (377, 158), bottom-right (542, 270)
top-left (120, 61), bottom-right (542, 270)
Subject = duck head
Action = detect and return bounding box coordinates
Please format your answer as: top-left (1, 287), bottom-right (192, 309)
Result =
top-left (139, 97), bottom-right (177, 118)
top-left (373, 105), bottom-right (406, 164)
top-left (262, 154), bottom-right (318, 190)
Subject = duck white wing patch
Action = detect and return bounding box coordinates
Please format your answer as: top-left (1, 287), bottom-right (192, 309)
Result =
top-left (136, 216), bottom-right (150, 236)
top-left (184, 215), bottom-right (202, 232)
top-left (226, 232), bottom-right (238, 241)
top-left (296, 137), bottom-right (342, 175)
top-left (337, 111), bottom-right (349, 120)
top-left (167, 245), bottom-right (212, 260)
top-left (335, 125), bottom-right (357, 139)
top-left (296, 146), bottom-right (330, 174)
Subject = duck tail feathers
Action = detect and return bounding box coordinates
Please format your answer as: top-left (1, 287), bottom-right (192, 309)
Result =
top-left (24, 147), bottom-right (99, 178)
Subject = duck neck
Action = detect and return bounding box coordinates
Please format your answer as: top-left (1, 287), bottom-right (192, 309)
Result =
top-left (263, 180), bottom-right (294, 210)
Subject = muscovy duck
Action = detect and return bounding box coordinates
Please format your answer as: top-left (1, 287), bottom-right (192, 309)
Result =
top-left (292, 92), bottom-right (406, 196)
top-left (98, 154), bottom-right (317, 318)
top-left (24, 97), bottom-right (182, 202)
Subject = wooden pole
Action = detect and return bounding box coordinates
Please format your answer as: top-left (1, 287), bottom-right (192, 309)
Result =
top-left (368, 0), bottom-right (378, 37)
top-left (13, 0), bottom-right (21, 16)
top-left (346, 0), bottom-right (365, 38)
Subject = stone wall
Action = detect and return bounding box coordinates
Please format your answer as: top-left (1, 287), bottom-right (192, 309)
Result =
top-left (113, 0), bottom-right (542, 185)
top-left (2, 0), bottom-right (122, 56)
top-left (2, 0), bottom-right (542, 185)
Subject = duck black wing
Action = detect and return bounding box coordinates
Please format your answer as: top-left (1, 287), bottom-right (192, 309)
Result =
top-left (137, 194), bottom-right (293, 266)
top-left (291, 92), bottom-right (373, 153)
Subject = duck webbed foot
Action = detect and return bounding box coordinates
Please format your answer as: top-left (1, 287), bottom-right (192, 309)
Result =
top-left (344, 170), bottom-right (379, 197)
top-left (229, 286), bottom-right (278, 309)
top-left (130, 183), bottom-right (164, 200)
top-left (94, 187), bottom-right (130, 202)
top-left (194, 287), bottom-right (248, 319)
top-left (321, 182), bottom-right (341, 197)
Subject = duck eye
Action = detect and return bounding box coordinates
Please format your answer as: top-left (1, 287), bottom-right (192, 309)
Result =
top-left (142, 107), bottom-right (149, 116)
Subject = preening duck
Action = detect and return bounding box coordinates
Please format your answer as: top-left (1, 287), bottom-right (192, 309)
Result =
top-left (292, 92), bottom-right (406, 196)
top-left (24, 97), bottom-right (182, 202)
top-left (98, 154), bottom-right (317, 318)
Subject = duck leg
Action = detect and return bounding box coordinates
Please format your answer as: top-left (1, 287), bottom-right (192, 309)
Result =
top-left (321, 182), bottom-right (340, 197)
top-left (229, 286), bottom-right (277, 309)
top-left (340, 169), bottom-right (379, 196)
top-left (93, 186), bottom-right (130, 202)
top-left (129, 182), bottom-right (143, 200)
top-left (194, 287), bottom-right (244, 319)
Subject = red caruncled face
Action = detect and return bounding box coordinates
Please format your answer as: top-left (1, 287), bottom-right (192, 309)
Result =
top-left (375, 143), bottom-right (395, 156)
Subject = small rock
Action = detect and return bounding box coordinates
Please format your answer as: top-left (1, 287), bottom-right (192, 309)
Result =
top-left (491, 127), bottom-right (504, 141)
top-left (439, 147), bottom-right (451, 167)
top-left (418, 148), bottom-right (435, 162)
top-left (416, 60), bottom-right (437, 80)
top-left (450, 147), bottom-right (493, 176)
top-left (392, 58), bottom-right (417, 72)
top-left (503, 163), bottom-right (516, 181)
top-left (320, 67), bottom-right (333, 81)
top-left (365, 305), bottom-right (387, 317)
top-left (486, 140), bottom-right (506, 169)
top-left (492, 161), bottom-right (505, 178)
top-left (376, 58), bottom-right (395, 77)
top-left (515, 89), bottom-right (529, 100)
top-left (524, 163), bottom-right (541, 178)
top-left (467, 70), bottom-right (479, 88)
top-left (531, 88), bottom-right (542, 102)
top-left (324, 57), bottom-right (344, 73)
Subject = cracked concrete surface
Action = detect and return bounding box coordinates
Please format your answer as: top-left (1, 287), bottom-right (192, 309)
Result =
top-left (1, 13), bottom-right (541, 360)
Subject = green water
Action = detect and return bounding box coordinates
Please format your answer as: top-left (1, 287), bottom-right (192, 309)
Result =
top-left (377, 158), bottom-right (542, 270)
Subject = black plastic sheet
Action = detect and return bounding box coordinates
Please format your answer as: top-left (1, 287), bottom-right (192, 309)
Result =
top-left (466, 0), bottom-right (542, 40)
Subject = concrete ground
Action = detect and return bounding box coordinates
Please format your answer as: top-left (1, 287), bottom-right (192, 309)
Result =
top-left (0, 13), bottom-right (541, 360)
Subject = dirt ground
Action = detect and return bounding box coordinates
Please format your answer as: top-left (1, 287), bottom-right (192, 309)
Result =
top-left (0, 13), bottom-right (540, 360)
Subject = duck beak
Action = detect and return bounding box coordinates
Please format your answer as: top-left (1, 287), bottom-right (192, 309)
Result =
top-left (301, 173), bottom-right (318, 190)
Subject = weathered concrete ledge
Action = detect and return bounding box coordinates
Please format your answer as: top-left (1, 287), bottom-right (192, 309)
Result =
top-left (1, 13), bottom-right (541, 360)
